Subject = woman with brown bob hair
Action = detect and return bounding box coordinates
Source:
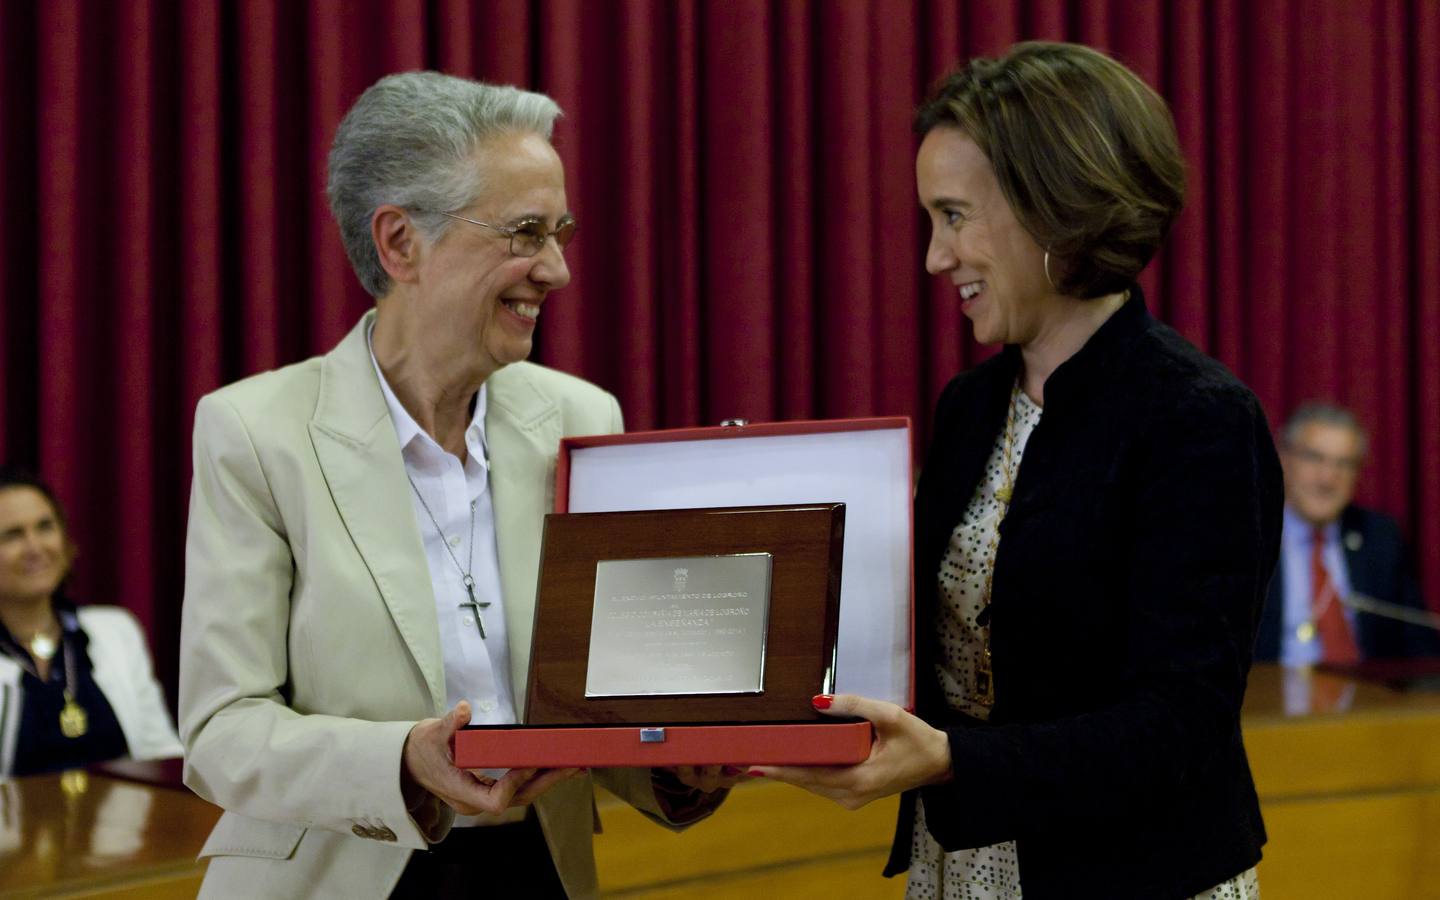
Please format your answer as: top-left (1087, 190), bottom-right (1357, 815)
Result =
top-left (755, 43), bottom-right (1280, 899)
top-left (0, 466), bottom-right (182, 776)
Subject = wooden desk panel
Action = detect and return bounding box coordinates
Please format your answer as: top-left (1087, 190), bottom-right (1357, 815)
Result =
top-left (1242, 664), bottom-right (1440, 900)
top-left (7, 665), bottom-right (1430, 898)
top-left (1257, 793), bottom-right (1440, 900)
top-left (594, 779), bottom-right (903, 899)
top-left (594, 665), bottom-right (1440, 898)
top-left (0, 768), bottom-right (219, 899)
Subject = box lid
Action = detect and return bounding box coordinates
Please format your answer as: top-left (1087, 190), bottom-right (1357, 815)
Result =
top-left (558, 417), bottom-right (914, 708)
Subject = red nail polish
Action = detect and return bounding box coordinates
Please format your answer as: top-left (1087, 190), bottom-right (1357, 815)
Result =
top-left (812, 694), bottom-right (833, 710)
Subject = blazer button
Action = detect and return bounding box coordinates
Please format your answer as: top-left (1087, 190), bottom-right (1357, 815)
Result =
top-left (352, 823), bottom-right (375, 839)
top-left (377, 826), bottom-right (398, 842)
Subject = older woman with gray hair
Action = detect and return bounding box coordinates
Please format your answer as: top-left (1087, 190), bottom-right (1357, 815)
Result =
top-left (179, 72), bottom-right (723, 900)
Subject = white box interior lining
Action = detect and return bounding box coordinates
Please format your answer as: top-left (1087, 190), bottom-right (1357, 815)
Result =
top-left (566, 427), bottom-right (911, 706)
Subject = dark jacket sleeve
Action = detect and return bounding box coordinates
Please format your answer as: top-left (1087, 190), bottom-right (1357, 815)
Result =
top-left (918, 385), bottom-right (1282, 849)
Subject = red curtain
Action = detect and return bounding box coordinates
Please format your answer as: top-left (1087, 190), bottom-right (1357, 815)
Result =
top-left (2, 1), bottom-right (1437, 697)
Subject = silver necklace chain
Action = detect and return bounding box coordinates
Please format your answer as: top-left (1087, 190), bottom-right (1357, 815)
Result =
top-left (406, 476), bottom-right (476, 592)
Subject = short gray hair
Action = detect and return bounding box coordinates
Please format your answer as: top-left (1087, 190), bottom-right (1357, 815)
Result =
top-left (326, 71), bottom-right (563, 298)
top-left (1283, 402), bottom-right (1368, 456)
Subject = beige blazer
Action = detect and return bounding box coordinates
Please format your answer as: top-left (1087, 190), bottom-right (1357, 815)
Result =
top-left (179, 312), bottom-right (668, 899)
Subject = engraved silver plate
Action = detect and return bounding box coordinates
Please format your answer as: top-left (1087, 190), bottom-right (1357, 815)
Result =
top-left (585, 553), bottom-right (772, 698)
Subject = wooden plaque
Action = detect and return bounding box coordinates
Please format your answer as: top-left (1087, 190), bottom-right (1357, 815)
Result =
top-left (524, 504), bottom-right (845, 725)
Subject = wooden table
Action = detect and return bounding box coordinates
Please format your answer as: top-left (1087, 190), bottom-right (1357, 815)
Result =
top-left (594, 777), bottom-right (903, 899)
top-left (0, 759), bottom-right (219, 899)
top-left (4, 665), bottom-right (1435, 898)
top-left (1243, 663), bottom-right (1440, 899)
top-left (592, 664), bottom-right (1440, 898)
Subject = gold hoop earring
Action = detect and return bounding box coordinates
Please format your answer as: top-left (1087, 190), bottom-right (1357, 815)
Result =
top-left (1043, 250), bottom-right (1056, 289)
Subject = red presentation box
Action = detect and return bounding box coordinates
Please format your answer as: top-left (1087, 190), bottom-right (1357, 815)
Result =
top-left (453, 417), bottom-right (914, 768)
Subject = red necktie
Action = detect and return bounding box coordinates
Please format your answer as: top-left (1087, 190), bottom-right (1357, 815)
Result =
top-left (1312, 526), bottom-right (1359, 664)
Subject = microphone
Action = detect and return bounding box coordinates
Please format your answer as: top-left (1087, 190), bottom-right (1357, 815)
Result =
top-left (1338, 592), bottom-right (1440, 632)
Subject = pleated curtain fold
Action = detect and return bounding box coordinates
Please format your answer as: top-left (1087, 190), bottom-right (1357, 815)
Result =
top-left (1, 0), bottom-right (1436, 698)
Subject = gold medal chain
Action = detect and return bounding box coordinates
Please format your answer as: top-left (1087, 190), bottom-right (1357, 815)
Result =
top-left (4, 623), bottom-right (89, 738)
top-left (973, 383), bottom-right (1023, 707)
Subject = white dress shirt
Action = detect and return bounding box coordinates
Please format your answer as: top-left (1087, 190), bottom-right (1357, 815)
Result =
top-left (367, 328), bottom-right (518, 729)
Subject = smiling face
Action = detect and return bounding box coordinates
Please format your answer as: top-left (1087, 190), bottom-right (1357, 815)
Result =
top-left (1281, 421), bottom-right (1364, 526)
top-left (412, 131), bottom-right (572, 374)
top-left (916, 127), bottom-right (1057, 346)
top-left (0, 486), bottom-right (72, 606)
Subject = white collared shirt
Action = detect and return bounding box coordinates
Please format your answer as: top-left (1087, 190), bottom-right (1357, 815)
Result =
top-left (367, 327), bottom-right (518, 729)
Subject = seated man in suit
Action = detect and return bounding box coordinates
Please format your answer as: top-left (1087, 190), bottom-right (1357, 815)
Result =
top-left (1256, 402), bottom-right (1439, 664)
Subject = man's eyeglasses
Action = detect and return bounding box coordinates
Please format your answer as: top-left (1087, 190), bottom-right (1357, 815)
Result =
top-left (434, 212), bottom-right (577, 258)
top-left (1289, 445), bottom-right (1363, 473)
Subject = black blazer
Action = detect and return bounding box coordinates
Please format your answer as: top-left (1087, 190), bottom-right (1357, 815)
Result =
top-left (887, 290), bottom-right (1283, 900)
top-left (1254, 505), bottom-right (1439, 660)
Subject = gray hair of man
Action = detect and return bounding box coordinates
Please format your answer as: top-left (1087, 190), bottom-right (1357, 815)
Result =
top-left (1282, 402), bottom-right (1369, 458)
top-left (326, 71), bottom-right (563, 298)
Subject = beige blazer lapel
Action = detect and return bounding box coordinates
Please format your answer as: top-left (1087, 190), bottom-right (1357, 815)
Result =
top-left (306, 311), bottom-right (446, 712)
top-left (485, 365), bottom-right (561, 712)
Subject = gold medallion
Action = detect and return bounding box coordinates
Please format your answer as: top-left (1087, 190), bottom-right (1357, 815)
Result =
top-left (1296, 622), bottom-right (1316, 643)
top-left (60, 694), bottom-right (88, 739)
top-left (973, 646), bottom-right (996, 707)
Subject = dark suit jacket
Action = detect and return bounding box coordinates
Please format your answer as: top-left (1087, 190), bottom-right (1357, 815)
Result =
top-left (1255, 505), bottom-right (1439, 660)
top-left (887, 290), bottom-right (1283, 900)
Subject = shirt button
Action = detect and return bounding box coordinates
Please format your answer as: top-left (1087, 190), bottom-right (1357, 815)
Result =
top-left (462, 617), bottom-right (474, 627)
top-left (479, 700), bottom-right (496, 713)
top-left (449, 536), bottom-right (461, 548)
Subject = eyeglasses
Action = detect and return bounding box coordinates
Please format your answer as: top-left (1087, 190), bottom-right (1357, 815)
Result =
top-left (1289, 445), bottom-right (1363, 473)
top-left (434, 211), bottom-right (577, 258)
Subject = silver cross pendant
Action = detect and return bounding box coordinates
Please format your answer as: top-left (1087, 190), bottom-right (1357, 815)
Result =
top-left (458, 575), bottom-right (492, 639)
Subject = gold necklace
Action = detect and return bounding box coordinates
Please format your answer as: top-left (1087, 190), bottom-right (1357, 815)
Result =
top-left (5, 625), bottom-right (88, 738)
top-left (973, 383), bottom-right (1024, 707)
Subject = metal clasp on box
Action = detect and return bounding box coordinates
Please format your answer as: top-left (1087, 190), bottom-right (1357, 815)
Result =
top-left (639, 727), bottom-right (667, 743)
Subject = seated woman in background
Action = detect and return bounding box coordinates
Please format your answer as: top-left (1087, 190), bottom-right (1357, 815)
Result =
top-left (0, 467), bottom-right (181, 776)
